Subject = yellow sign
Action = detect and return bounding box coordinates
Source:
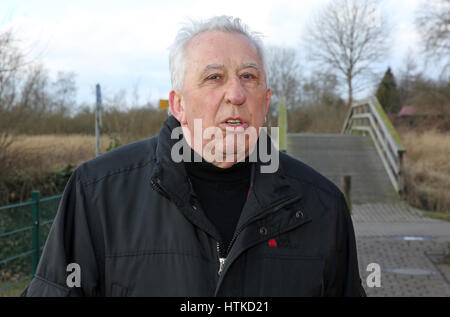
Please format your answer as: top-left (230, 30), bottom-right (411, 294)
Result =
top-left (159, 99), bottom-right (169, 109)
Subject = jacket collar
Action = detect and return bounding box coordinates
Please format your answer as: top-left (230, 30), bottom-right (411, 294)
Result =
top-left (151, 115), bottom-right (192, 208)
top-left (150, 115), bottom-right (302, 219)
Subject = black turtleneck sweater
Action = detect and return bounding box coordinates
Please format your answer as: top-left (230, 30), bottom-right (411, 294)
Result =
top-left (184, 150), bottom-right (251, 256)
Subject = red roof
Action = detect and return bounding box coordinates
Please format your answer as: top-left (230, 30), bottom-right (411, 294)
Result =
top-left (398, 105), bottom-right (418, 116)
top-left (398, 105), bottom-right (448, 116)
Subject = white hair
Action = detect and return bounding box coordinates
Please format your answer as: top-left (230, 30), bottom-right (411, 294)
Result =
top-left (169, 15), bottom-right (270, 93)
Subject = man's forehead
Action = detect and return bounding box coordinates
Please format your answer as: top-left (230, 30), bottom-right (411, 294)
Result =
top-left (202, 63), bottom-right (260, 72)
top-left (186, 31), bottom-right (261, 62)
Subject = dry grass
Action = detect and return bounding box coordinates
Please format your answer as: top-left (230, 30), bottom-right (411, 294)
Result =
top-left (0, 134), bottom-right (133, 205)
top-left (399, 129), bottom-right (450, 214)
top-left (9, 134), bottom-right (112, 172)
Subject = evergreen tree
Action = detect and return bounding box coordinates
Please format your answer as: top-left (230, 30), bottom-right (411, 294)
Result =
top-left (376, 67), bottom-right (401, 114)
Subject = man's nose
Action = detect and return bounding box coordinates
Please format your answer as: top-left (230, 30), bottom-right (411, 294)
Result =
top-left (224, 77), bottom-right (246, 106)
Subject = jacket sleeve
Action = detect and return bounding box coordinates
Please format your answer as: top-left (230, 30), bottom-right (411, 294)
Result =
top-left (324, 193), bottom-right (367, 297)
top-left (21, 168), bottom-right (104, 296)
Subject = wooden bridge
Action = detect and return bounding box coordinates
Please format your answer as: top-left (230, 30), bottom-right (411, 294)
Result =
top-left (285, 96), bottom-right (450, 297)
top-left (288, 133), bottom-right (399, 204)
top-left (286, 96), bottom-right (406, 205)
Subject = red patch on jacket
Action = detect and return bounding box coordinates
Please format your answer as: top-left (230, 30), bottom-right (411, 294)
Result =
top-left (268, 238), bottom-right (277, 247)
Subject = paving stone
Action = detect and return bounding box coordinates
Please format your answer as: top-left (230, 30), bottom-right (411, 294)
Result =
top-left (353, 204), bottom-right (450, 297)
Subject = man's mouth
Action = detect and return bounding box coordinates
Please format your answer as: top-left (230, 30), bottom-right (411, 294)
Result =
top-left (225, 119), bottom-right (243, 125)
top-left (221, 117), bottom-right (249, 130)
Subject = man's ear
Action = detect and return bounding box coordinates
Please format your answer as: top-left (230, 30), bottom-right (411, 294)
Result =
top-left (169, 90), bottom-right (186, 125)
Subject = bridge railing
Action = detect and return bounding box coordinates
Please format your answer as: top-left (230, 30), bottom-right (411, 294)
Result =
top-left (342, 96), bottom-right (406, 194)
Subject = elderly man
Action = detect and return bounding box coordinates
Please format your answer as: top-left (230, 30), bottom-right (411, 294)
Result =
top-left (22, 16), bottom-right (366, 297)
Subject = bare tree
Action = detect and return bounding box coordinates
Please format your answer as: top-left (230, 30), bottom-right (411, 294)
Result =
top-left (302, 0), bottom-right (389, 108)
top-left (266, 46), bottom-right (303, 128)
top-left (0, 30), bottom-right (54, 156)
top-left (301, 72), bottom-right (342, 107)
top-left (130, 79), bottom-right (141, 109)
top-left (397, 50), bottom-right (420, 106)
top-left (51, 71), bottom-right (77, 116)
top-left (0, 31), bottom-right (24, 114)
top-left (267, 46), bottom-right (303, 109)
top-left (415, 0), bottom-right (450, 76)
top-left (0, 30), bottom-right (24, 75)
top-left (0, 30), bottom-right (26, 166)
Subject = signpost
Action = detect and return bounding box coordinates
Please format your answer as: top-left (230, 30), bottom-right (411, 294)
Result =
top-left (95, 84), bottom-right (102, 157)
top-left (159, 99), bottom-right (169, 109)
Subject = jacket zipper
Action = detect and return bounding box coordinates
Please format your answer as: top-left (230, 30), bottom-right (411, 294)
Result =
top-left (216, 242), bottom-right (226, 276)
top-left (214, 195), bottom-right (305, 295)
top-left (216, 163), bottom-right (254, 276)
top-left (153, 177), bottom-right (228, 276)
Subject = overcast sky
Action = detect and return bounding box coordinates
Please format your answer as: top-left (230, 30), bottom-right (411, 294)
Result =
top-left (0, 0), bottom-right (428, 107)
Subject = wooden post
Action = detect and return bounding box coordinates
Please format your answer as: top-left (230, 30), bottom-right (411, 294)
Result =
top-left (278, 98), bottom-right (287, 152)
top-left (398, 151), bottom-right (405, 196)
top-left (341, 175), bottom-right (352, 214)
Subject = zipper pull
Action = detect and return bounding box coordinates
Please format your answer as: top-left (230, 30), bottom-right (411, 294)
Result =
top-left (218, 257), bottom-right (226, 275)
top-left (216, 242), bottom-right (226, 275)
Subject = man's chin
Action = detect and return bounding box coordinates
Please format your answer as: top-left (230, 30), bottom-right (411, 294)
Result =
top-left (203, 151), bottom-right (249, 168)
top-left (210, 158), bottom-right (246, 169)
top-left (212, 161), bottom-right (238, 169)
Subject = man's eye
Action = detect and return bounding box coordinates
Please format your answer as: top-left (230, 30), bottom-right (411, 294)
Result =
top-left (241, 73), bottom-right (256, 80)
top-left (207, 74), bottom-right (221, 80)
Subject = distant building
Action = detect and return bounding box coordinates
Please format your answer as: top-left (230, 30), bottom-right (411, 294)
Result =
top-left (393, 104), bottom-right (450, 130)
top-left (398, 105), bottom-right (417, 116)
top-left (398, 105), bottom-right (442, 116)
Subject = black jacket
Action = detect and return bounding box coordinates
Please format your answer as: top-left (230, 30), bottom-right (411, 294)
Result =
top-left (22, 116), bottom-right (366, 297)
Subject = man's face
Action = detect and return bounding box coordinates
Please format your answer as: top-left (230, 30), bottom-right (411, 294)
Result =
top-left (170, 31), bottom-right (271, 168)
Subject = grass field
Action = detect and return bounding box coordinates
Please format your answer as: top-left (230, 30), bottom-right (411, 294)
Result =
top-left (0, 134), bottom-right (130, 205)
top-left (398, 129), bottom-right (450, 215)
top-left (9, 134), bottom-right (112, 172)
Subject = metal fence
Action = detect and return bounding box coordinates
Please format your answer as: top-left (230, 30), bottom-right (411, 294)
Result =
top-left (0, 190), bottom-right (62, 294)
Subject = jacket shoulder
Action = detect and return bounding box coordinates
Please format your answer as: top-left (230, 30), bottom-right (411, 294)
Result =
top-left (76, 135), bottom-right (158, 185)
top-left (279, 151), bottom-right (343, 200)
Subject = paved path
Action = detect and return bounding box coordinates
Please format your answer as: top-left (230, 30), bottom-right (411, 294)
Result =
top-left (352, 203), bottom-right (450, 297)
top-left (287, 133), bottom-right (450, 297)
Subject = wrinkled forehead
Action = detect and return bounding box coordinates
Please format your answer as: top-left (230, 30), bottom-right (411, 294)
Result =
top-left (184, 31), bottom-right (262, 71)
